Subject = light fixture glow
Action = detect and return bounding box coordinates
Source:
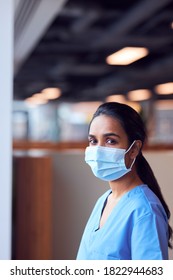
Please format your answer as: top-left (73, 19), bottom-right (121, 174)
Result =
top-left (33, 93), bottom-right (48, 100)
top-left (106, 94), bottom-right (126, 103)
top-left (105, 94), bottom-right (141, 112)
top-left (106, 47), bottom-right (149, 65)
top-left (41, 87), bottom-right (61, 99)
top-left (125, 102), bottom-right (141, 113)
top-left (25, 96), bottom-right (48, 105)
top-left (154, 82), bottom-right (173, 95)
top-left (128, 89), bottom-right (152, 101)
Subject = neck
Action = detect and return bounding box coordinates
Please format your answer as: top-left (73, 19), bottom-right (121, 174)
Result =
top-left (109, 169), bottom-right (143, 199)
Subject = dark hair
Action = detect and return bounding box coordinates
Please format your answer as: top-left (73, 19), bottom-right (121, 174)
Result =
top-left (90, 102), bottom-right (172, 248)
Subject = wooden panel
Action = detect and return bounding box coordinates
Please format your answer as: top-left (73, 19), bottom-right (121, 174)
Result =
top-left (13, 156), bottom-right (52, 260)
top-left (13, 140), bottom-right (88, 151)
top-left (13, 140), bottom-right (173, 151)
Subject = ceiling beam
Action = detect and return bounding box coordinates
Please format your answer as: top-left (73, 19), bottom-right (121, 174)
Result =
top-left (92, 0), bottom-right (172, 48)
top-left (80, 54), bottom-right (173, 97)
top-left (14, 0), bottom-right (68, 74)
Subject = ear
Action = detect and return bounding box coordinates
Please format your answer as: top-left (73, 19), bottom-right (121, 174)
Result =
top-left (129, 140), bottom-right (142, 159)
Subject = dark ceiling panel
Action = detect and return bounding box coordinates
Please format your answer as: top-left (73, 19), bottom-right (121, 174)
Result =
top-left (14, 0), bottom-right (173, 102)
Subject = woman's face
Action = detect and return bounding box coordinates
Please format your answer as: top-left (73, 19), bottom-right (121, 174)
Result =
top-left (88, 115), bottom-right (129, 149)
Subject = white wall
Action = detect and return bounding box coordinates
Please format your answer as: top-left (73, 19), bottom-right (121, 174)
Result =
top-left (0, 0), bottom-right (13, 259)
top-left (52, 150), bottom-right (173, 260)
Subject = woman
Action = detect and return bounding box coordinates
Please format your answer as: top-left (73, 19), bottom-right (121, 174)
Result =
top-left (77, 102), bottom-right (172, 260)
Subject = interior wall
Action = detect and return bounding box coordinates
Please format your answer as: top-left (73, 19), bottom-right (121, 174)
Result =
top-left (52, 150), bottom-right (173, 260)
top-left (52, 151), bottom-right (108, 260)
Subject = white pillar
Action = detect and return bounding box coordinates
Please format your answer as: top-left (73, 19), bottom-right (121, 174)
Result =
top-left (0, 0), bottom-right (13, 259)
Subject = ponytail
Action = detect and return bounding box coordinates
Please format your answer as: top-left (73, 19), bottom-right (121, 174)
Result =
top-left (136, 153), bottom-right (172, 249)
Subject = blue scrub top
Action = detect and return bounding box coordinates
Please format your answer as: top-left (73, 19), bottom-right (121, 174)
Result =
top-left (77, 185), bottom-right (168, 260)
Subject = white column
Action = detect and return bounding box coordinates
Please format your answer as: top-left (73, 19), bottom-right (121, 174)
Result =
top-left (0, 0), bottom-right (13, 259)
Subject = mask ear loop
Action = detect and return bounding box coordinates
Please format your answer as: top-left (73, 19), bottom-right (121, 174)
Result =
top-left (125, 140), bottom-right (136, 154)
top-left (129, 158), bottom-right (136, 170)
top-left (125, 140), bottom-right (136, 170)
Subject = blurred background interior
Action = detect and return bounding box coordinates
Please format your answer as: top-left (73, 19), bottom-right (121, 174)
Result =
top-left (1, 0), bottom-right (173, 260)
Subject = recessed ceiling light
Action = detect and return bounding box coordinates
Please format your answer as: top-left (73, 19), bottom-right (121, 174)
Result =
top-left (106, 47), bottom-right (149, 65)
top-left (41, 87), bottom-right (61, 99)
top-left (154, 82), bottom-right (173, 95)
top-left (128, 89), bottom-right (152, 101)
top-left (25, 96), bottom-right (48, 105)
top-left (105, 94), bottom-right (141, 112)
top-left (125, 102), bottom-right (141, 113)
top-left (106, 94), bottom-right (126, 103)
top-left (33, 93), bottom-right (47, 100)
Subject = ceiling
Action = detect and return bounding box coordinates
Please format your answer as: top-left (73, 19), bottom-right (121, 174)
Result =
top-left (13, 0), bottom-right (173, 103)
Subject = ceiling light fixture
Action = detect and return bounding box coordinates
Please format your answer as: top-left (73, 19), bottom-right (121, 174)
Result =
top-left (25, 95), bottom-right (48, 105)
top-left (41, 87), bottom-right (61, 99)
top-left (125, 102), bottom-right (141, 113)
top-left (106, 47), bottom-right (149, 65)
top-left (106, 94), bottom-right (126, 103)
top-left (128, 89), bottom-right (152, 101)
top-left (154, 82), bottom-right (173, 95)
top-left (105, 94), bottom-right (141, 112)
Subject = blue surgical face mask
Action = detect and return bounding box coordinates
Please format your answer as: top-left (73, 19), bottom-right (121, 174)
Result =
top-left (85, 141), bottom-right (136, 181)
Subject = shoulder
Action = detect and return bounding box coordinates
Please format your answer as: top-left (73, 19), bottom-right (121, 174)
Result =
top-left (127, 185), bottom-right (167, 221)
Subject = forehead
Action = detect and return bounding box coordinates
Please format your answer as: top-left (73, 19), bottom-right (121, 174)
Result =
top-left (89, 115), bottom-right (126, 136)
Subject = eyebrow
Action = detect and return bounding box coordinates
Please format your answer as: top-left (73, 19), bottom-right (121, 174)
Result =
top-left (88, 133), bottom-right (120, 138)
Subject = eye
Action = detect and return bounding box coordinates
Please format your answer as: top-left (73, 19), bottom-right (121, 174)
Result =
top-left (106, 138), bottom-right (118, 145)
top-left (88, 137), bottom-right (97, 145)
